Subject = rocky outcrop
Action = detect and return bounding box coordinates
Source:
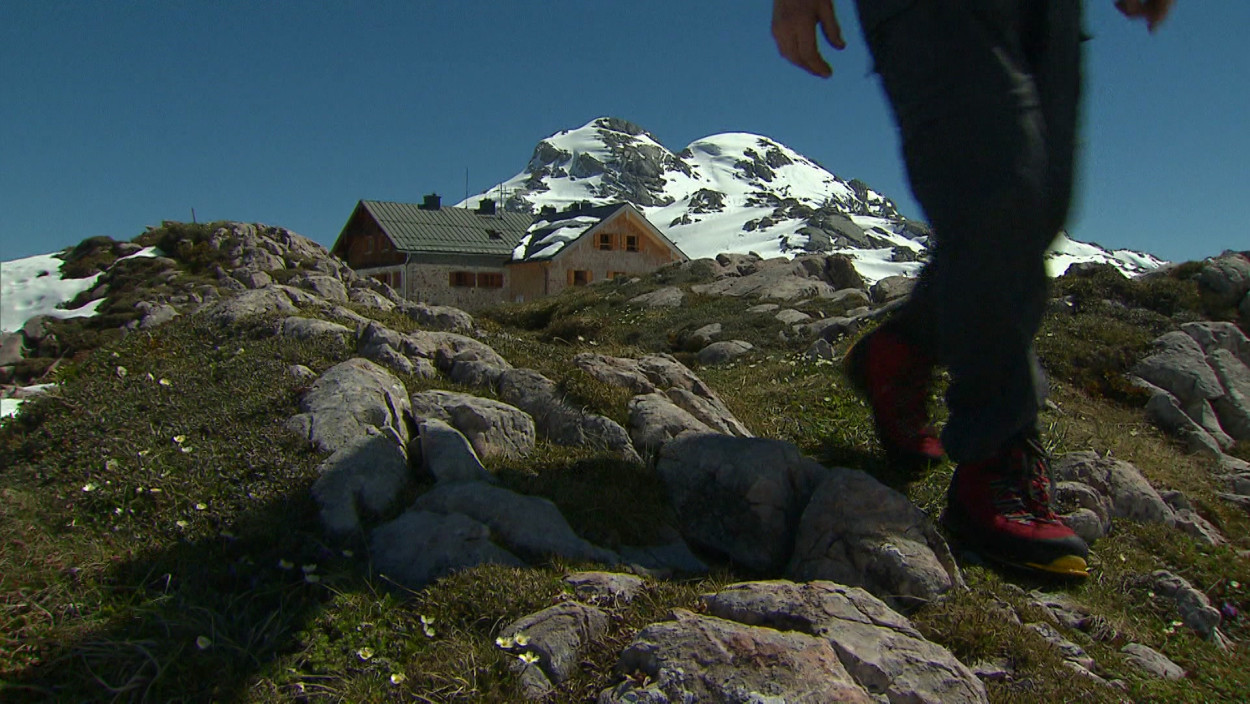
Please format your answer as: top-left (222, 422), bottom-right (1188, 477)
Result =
top-left (285, 358), bottom-right (411, 454)
top-left (1130, 321), bottom-right (1250, 467)
top-left (656, 434), bottom-right (959, 607)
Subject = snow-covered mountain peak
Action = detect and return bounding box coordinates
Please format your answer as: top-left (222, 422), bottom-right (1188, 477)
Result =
top-left (459, 116), bottom-right (1163, 282)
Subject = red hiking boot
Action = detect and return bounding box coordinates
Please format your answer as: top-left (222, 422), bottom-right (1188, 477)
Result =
top-left (844, 325), bottom-right (944, 470)
top-left (944, 432), bottom-right (1090, 578)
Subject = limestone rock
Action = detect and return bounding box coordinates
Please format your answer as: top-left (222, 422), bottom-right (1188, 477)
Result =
top-left (285, 358), bottom-right (411, 454)
top-left (370, 510), bottom-right (523, 588)
top-left (409, 390), bottom-right (536, 460)
top-left (277, 316), bottom-right (352, 346)
top-left (1209, 348), bottom-right (1250, 441)
top-left (293, 274), bottom-right (349, 304)
top-left (400, 301), bottom-right (474, 333)
top-left (870, 275), bottom-right (916, 304)
top-left (500, 601), bottom-right (609, 685)
top-left (414, 418), bottom-right (490, 484)
top-left (703, 580), bottom-right (987, 704)
top-left (787, 469), bottom-right (962, 609)
top-left (599, 609), bottom-right (873, 704)
top-left (348, 286), bottom-right (396, 312)
top-left (311, 431), bottom-right (411, 536)
top-left (565, 572), bottom-right (647, 606)
top-left (656, 434), bottom-right (828, 573)
top-left (628, 286), bottom-right (684, 308)
top-left (204, 287), bottom-right (298, 326)
top-left (776, 308), bottom-right (813, 325)
top-left (627, 392), bottom-right (713, 453)
top-left (1132, 331), bottom-right (1224, 405)
top-left (1152, 570), bottom-right (1223, 640)
top-left (1050, 452), bottom-right (1174, 525)
top-left (1120, 643), bottom-right (1185, 680)
top-left (412, 481), bottom-right (617, 565)
top-left (697, 339), bottom-right (753, 365)
top-left (497, 368), bottom-right (639, 462)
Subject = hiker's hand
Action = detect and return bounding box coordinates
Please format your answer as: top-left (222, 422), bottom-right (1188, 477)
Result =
top-left (772, 0), bottom-right (846, 78)
top-left (1115, 0), bottom-right (1174, 32)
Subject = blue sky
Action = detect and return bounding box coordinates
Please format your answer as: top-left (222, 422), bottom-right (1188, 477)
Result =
top-left (2, 1), bottom-right (1245, 264)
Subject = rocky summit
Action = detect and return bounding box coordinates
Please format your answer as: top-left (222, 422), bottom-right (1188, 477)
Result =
top-left (457, 116), bottom-right (1167, 282)
top-left (1, 221), bottom-right (1248, 703)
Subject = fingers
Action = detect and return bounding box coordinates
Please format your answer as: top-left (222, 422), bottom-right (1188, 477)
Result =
top-left (816, 0), bottom-right (846, 50)
top-left (772, 0), bottom-right (842, 78)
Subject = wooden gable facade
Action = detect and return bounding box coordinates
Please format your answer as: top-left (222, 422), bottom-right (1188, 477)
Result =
top-left (508, 203), bottom-right (688, 302)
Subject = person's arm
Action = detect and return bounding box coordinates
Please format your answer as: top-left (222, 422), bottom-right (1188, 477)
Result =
top-left (1115, 0), bottom-right (1175, 32)
top-left (771, 0), bottom-right (847, 78)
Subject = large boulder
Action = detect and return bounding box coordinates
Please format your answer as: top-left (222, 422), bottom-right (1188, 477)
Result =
top-left (1132, 331), bottom-right (1224, 406)
top-left (497, 368), bottom-right (639, 462)
top-left (413, 418), bottom-right (491, 484)
top-left (369, 511), bottom-right (523, 589)
top-left (311, 431), bottom-right (411, 536)
top-left (285, 358), bottom-right (412, 453)
top-left (787, 469), bottom-right (962, 609)
top-left (599, 609), bottom-right (873, 704)
top-left (703, 581), bottom-right (987, 704)
top-left (409, 390), bottom-right (536, 460)
top-left (411, 481), bottom-right (618, 565)
top-left (656, 434), bottom-right (828, 573)
top-left (1050, 452), bottom-right (1174, 525)
top-left (204, 287), bottom-right (298, 326)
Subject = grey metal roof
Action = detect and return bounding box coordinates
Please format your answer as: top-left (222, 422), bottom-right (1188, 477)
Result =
top-left (359, 200), bottom-right (532, 256)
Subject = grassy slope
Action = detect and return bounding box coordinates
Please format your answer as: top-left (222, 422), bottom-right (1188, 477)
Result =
top-left (2, 258), bottom-right (1249, 702)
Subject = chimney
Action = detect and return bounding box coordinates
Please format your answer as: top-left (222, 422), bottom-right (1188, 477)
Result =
top-left (419, 193), bottom-right (441, 210)
top-left (476, 198), bottom-right (496, 215)
top-left (539, 205), bottom-right (557, 218)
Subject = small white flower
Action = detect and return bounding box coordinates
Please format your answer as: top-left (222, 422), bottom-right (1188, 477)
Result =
top-left (357, 647), bottom-right (374, 660)
top-left (146, 372), bottom-right (155, 382)
top-left (304, 574), bottom-right (321, 584)
top-left (1232, 581), bottom-right (1242, 590)
top-left (195, 503), bottom-right (207, 511)
top-left (518, 651), bottom-right (539, 665)
top-left (173, 435), bottom-right (187, 444)
top-left (390, 673), bottom-right (406, 685)
top-left (196, 635), bottom-right (212, 650)
top-left (495, 636), bottom-right (515, 649)
top-left (114, 507), bottom-right (123, 515)
top-left (278, 559), bottom-right (294, 570)
top-left (82, 483), bottom-right (97, 492)
top-left (116, 366), bottom-right (128, 378)
top-left (175, 520), bottom-right (189, 529)
top-left (514, 634), bottom-right (529, 647)
top-left (179, 446), bottom-right (193, 454)
top-left (421, 615), bottom-right (435, 638)
top-left (148, 487), bottom-right (161, 493)
top-left (158, 378), bottom-right (171, 387)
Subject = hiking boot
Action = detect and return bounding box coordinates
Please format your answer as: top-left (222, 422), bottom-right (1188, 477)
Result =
top-left (944, 431), bottom-right (1090, 578)
top-left (844, 324), bottom-right (944, 469)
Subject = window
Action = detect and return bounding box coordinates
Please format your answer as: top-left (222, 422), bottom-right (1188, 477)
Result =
top-left (608, 271), bottom-right (629, 280)
top-left (450, 271), bottom-right (475, 287)
top-left (380, 238), bottom-right (390, 252)
top-left (625, 235), bottom-right (639, 252)
top-left (571, 269), bottom-right (592, 286)
top-left (477, 272), bottom-right (503, 288)
top-left (598, 233), bottom-right (613, 250)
